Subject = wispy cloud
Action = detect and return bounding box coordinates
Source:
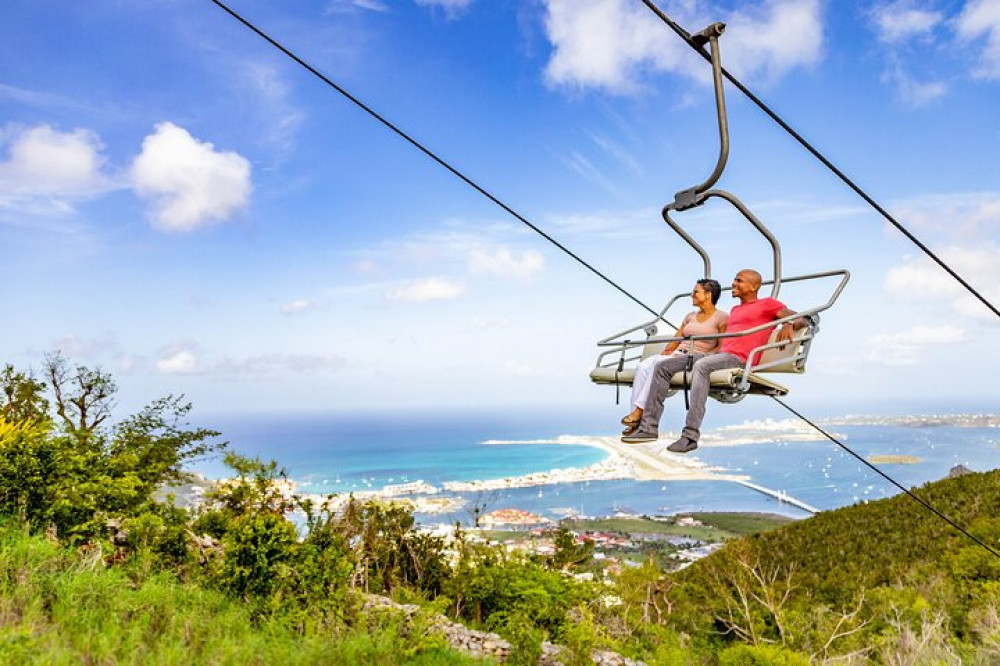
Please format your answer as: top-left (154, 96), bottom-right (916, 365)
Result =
top-left (155, 343), bottom-right (346, 377)
top-left (0, 124), bottom-right (118, 216)
top-left (884, 245), bottom-right (1000, 320)
top-left (385, 277), bottom-right (465, 302)
top-left (324, 0), bottom-right (389, 14)
top-left (587, 132), bottom-right (643, 175)
top-left (503, 360), bottom-right (539, 377)
top-left (240, 63), bottom-right (306, 159)
top-left (131, 122), bottom-right (252, 232)
top-left (0, 84), bottom-right (99, 113)
top-left (468, 247), bottom-right (545, 281)
top-left (865, 325), bottom-right (968, 366)
top-left (560, 150), bottom-right (621, 194)
top-left (415, 0), bottom-right (472, 20)
top-left (956, 0), bottom-right (1000, 79)
top-left (866, 2), bottom-right (948, 106)
top-left (881, 58), bottom-right (948, 106)
top-left (887, 191), bottom-right (1000, 240)
top-left (882, 191), bottom-right (1000, 320)
top-left (49, 333), bottom-right (119, 359)
top-left (281, 299), bottom-right (315, 315)
top-left (542, 0), bottom-right (823, 94)
top-left (870, 0), bottom-right (943, 43)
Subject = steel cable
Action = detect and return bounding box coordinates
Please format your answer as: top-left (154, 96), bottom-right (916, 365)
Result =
top-left (639, 0), bottom-right (999, 320)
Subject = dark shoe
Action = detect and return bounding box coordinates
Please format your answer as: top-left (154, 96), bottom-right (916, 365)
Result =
top-left (622, 429), bottom-right (658, 444)
top-left (666, 436), bottom-right (698, 453)
top-left (621, 423), bottom-right (640, 436)
top-left (621, 414), bottom-right (641, 427)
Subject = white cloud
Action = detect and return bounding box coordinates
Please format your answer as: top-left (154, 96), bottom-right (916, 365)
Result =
top-left (156, 344), bottom-right (345, 377)
top-left (352, 259), bottom-right (380, 274)
top-left (561, 150), bottom-right (621, 194)
top-left (213, 353), bottom-right (347, 377)
top-left (241, 63), bottom-right (305, 158)
top-left (0, 124), bottom-right (115, 213)
top-left (867, 3), bottom-right (947, 105)
top-left (282, 299), bottom-right (314, 314)
top-left (386, 277), bottom-right (465, 302)
top-left (131, 122), bottom-right (252, 232)
top-left (415, 0), bottom-right (472, 20)
top-left (324, 0), bottom-right (389, 14)
top-left (882, 60), bottom-right (948, 106)
top-left (588, 132), bottom-right (643, 175)
top-left (543, 0), bottom-right (690, 93)
top-left (722, 0), bottom-right (824, 83)
top-left (956, 0), bottom-right (1000, 79)
top-left (865, 325), bottom-right (968, 366)
top-left (503, 360), bottom-right (539, 377)
top-left (888, 192), bottom-right (1000, 240)
top-left (156, 349), bottom-right (201, 375)
top-left (50, 333), bottom-right (118, 359)
top-left (542, 0), bottom-right (823, 93)
top-left (469, 246), bottom-right (545, 280)
top-left (884, 245), bottom-right (1000, 319)
top-left (871, 1), bottom-right (942, 43)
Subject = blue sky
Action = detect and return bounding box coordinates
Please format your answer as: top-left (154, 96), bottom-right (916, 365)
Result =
top-left (2, 0), bottom-right (999, 419)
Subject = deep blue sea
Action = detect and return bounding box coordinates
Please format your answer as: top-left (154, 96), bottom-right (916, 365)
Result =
top-left (192, 408), bottom-right (1000, 526)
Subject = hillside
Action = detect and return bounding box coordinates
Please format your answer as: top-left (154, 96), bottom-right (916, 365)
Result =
top-left (658, 468), bottom-right (1000, 658)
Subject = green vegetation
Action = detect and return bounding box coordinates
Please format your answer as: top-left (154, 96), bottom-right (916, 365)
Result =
top-left (565, 512), bottom-right (793, 542)
top-left (687, 512), bottom-right (797, 536)
top-left (0, 524), bottom-right (488, 665)
top-left (5, 356), bottom-right (1000, 664)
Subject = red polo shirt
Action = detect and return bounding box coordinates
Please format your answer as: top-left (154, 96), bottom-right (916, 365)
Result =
top-left (720, 297), bottom-right (786, 363)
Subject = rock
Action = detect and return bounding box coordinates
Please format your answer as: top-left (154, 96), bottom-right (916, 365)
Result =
top-left (947, 464), bottom-right (974, 478)
top-left (361, 593), bottom-right (645, 665)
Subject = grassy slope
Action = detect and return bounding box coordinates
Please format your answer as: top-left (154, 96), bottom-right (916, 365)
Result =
top-left (0, 528), bottom-right (488, 666)
top-left (564, 512), bottom-right (793, 542)
top-left (675, 469), bottom-right (1000, 608)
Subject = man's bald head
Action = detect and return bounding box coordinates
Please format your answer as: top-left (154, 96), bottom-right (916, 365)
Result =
top-left (738, 269), bottom-right (762, 289)
top-left (731, 269), bottom-right (763, 303)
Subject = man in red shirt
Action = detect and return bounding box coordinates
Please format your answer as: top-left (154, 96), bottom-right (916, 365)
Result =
top-left (622, 269), bottom-right (804, 453)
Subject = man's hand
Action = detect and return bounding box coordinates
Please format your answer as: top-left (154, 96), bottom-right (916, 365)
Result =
top-left (777, 323), bottom-right (795, 346)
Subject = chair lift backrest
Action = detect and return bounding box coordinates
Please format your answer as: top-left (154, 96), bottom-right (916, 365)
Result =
top-left (640, 324), bottom-right (670, 360)
top-left (754, 319), bottom-right (815, 374)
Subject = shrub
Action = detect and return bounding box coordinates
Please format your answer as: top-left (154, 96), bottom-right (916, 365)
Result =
top-left (717, 643), bottom-right (811, 666)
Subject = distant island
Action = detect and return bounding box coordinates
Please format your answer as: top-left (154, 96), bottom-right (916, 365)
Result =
top-left (867, 454), bottom-right (922, 464)
top-left (823, 413), bottom-right (1000, 428)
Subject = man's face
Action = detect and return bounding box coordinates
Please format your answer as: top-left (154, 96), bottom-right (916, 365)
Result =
top-left (731, 272), bottom-right (756, 299)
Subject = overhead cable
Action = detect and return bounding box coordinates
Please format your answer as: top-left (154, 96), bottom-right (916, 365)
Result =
top-left (772, 396), bottom-right (1000, 562)
top-left (639, 0), bottom-right (999, 320)
top-left (206, 0), bottom-right (664, 321)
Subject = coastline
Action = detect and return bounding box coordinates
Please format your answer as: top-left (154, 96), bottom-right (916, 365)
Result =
top-left (186, 414), bottom-right (997, 519)
top-left (267, 421), bottom-right (844, 514)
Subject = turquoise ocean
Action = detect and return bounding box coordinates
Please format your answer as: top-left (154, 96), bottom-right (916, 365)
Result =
top-left (193, 407), bottom-right (1000, 525)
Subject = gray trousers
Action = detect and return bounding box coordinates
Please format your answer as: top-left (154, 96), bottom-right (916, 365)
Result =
top-left (639, 352), bottom-right (743, 441)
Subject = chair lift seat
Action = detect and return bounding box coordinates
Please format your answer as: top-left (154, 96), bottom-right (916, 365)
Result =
top-left (588, 326), bottom-right (810, 400)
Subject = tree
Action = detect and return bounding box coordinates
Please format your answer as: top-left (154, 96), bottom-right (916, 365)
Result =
top-left (0, 364), bottom-right (49, 424)
top-left (466, 490), bottom-right (501, 528)
top-left (44, 352), bottom-right (116, 435)
top-left (550, 526), bottom-right (594, 571)
top-left (0, 358), bottom-right (223, 540)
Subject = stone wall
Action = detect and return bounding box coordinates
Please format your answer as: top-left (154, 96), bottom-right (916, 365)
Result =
top-left (363, 595), bottom-right (645, 665)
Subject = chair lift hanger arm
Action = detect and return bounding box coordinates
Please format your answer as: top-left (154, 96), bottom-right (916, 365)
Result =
top-left (640, 0), bottom-right (1000, 319)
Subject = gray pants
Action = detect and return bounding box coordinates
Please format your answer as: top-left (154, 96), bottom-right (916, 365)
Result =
top-left (639, 352), bottom-right (743, 441)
